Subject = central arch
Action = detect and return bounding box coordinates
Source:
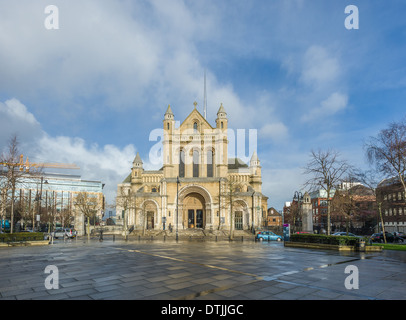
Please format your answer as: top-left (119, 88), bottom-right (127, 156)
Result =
top-left (178, 185), bottom-right (213, 230)
top-left (183, 193), bottom-right (205, 229)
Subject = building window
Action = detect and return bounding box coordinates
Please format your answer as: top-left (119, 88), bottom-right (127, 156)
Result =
top-left (167, 123), bottom-right (170, 130)
top-left (193, 150), bottom-right (199, 177)
top-left (221, 122), bottom-right (224, 129)
top-left (193, 122), bottom-right (198, 131)
top-left (207, 150), bottom-right (214, 177)
top-left (179, 150), bottom-right (185, 178)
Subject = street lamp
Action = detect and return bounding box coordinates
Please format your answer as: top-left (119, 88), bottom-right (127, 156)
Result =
top-left (35, 177), bottom-right (48, 232)
top-left (176, 176), bottom-right (181, 242)
top-left (219, 177), bottom-right (224, 229)
top-left (293, 191), bottom-right (303, 202)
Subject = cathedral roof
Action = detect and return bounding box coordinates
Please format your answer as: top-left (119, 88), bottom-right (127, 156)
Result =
top-left (228, 158), bottom-right (248, 170)
top-left (122, 173), bottom-right (131, 183)
top-left (217, 103), bottom-right (226, 115)
top-left (133, 152), bottom-right (143, 164)
top-left (250, 151), bottom-right (258, 162)
top-left (165, 104), bottom-right (174, 115)
top-left (179, 103), bottom-right (214, 129)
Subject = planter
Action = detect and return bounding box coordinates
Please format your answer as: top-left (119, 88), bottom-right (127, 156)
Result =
top-left (0, 240), bottom-right (49, 247)
top-left (284, 241), bottom-right (353, 251)
top-left (284, 241), bottom-right (383, 252)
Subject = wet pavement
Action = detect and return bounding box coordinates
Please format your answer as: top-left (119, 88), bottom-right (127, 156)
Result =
top-left (0, 238), bottom-right (405, 301)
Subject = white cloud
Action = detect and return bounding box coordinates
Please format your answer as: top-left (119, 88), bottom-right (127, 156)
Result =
top-left (0, 98), bottom-right (135, 205)
top-left (300, 45), bottom-right (341, 89)
top-left (35, 134), bottom-right (137, 204)
top-left (0, 98), bottom-right (39, 126)
top-left (260, 122), bottom-right (289, 143)
top-left (0, 98), bottom-right (43, 151)
top-left (262, 167), bottom-right (307, 210)
top-left (301, 92), bottom-right (348, 122)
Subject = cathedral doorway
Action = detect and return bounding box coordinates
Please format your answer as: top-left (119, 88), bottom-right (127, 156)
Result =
top-left (235, 211), bottom-right (243, 230)
top-left (183, 193), bottom-right (205, 229)
top-left (146, 211), bottom-right (154, 230)
top-left (141, 200), bottom-right (158, 231)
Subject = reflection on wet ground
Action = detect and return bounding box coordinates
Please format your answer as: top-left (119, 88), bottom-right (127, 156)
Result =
top-left (0, 239), bottom-right (405, 300)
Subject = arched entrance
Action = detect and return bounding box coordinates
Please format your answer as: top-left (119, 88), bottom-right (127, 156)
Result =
top-left (233, 200), bottom-right (249, 231)
top-left (183, 193), bottom-right (205, 229)
top-left (178, 185), bottom-right (213, 230)
top-left (141, 200), bottom-right (158, 230)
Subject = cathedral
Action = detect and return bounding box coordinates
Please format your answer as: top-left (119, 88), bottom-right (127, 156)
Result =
top-left (116, 103), bottom-right (268, 234)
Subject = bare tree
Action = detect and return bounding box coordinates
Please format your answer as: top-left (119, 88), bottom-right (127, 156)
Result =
top-left (365, 118), bottom-right (406, 196)
top-left (353, 169), bottom-right (388, 242)
top-left (303, 149), bottom-right (351, 235)
top-left (0, 135), bottom-right (42, 233)
top-left (74, 192), bottom-right (101, 240)
top-left (116, 187), bottom-right (139, 239)
top-left (218, 178), bottom-right (244, 240)
top-left (331, 188), bottom-right (357, 235)
top-left (284, 198), bottom-right (302, 233)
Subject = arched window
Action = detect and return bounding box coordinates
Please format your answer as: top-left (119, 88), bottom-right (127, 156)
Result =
top-left (193, 122), bottom-right (198, 131)
top-left (207, 150), bottom-right (214, 177)
top-left (179, 150), bottom-right (185, 178)
top-left (193, 150), bottom-right (199, 177)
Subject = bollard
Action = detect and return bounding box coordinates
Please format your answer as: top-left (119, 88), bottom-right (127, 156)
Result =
top-left (357, 239), bottom-right (366, 252)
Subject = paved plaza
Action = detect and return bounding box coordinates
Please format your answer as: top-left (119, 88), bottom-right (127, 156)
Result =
top-left (0, 238), bottom-right (405, 301)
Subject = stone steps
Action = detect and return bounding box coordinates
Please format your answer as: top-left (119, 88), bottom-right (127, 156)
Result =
top-left (129, 228), bottom-right (254, 240)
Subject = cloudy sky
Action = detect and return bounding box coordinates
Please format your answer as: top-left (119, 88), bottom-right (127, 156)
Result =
top-left (1, 0), bottom-right (405, 210)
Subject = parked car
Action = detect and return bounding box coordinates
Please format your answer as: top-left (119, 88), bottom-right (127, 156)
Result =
top-left (52, 228), bottom-right (77, 239)
top-left (332, 232), bottom-right (363, 238)
top-left (52, 228), bottom-right (65, 239)
top-left (370, 232), bottom-right (404, 243)
top-left (393, 232), bottom-right (405, 239)
top-left (256, 231), bottom-right (283, 242)
top-left (65, 228), bottom-right (77, 239)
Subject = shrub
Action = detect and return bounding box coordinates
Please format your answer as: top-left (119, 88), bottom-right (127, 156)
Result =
top-left (0, 232), bottom-right (44, 242)
top-left (289, 234), bottom-right (362, 246)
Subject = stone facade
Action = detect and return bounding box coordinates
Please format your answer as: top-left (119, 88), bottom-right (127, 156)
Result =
top-left (116, 103), bottom-right (268, 233)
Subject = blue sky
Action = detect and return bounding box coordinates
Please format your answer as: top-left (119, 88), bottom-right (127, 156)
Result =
top-left (0, 0), bottom-right (405, 210)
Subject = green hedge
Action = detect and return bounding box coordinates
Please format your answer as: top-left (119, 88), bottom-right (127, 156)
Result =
top-left (290, 234), bottom-right (365, 246)
top-left (0, 232), bottom-right (44, 242)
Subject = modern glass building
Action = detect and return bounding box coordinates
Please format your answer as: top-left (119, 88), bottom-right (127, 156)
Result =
top-left (1, 172), bottom-right (104, 235)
